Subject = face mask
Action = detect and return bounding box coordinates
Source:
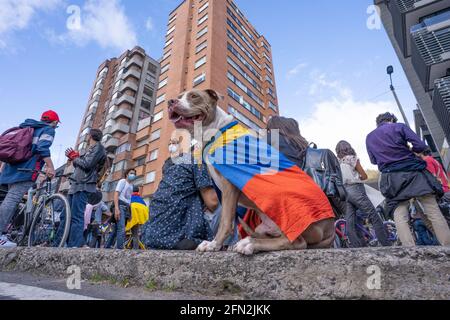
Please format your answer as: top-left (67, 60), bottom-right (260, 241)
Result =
top-left (169, 144), bottom-right (179, 154)
top-left (128, 174), bottom-right (136, 181)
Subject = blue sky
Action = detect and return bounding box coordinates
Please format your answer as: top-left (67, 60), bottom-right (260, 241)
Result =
top-left (0, 0), bottom-right (416, 169)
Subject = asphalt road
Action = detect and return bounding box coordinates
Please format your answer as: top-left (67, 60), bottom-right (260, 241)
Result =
top-left (0, 272), bottom-right (230, 300)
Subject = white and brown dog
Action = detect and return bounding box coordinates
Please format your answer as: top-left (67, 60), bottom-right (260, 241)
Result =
top-left (168, 89), bottom-right (335, 255)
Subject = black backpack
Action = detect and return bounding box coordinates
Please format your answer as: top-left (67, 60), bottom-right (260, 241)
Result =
top-left (301, 143), bottom-right (347, 204)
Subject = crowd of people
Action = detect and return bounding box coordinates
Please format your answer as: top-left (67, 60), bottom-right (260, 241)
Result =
top-left (0, 110), bottom-right (449, 250)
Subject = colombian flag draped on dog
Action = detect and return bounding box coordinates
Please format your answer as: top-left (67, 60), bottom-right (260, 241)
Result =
top-left (203, 121), bottom-right (334, 242)
top-left (126, 193), bottom-right (149, 232)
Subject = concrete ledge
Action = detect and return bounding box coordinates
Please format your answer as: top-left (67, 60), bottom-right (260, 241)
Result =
top-left (0, 247), bottom-right (449, 299)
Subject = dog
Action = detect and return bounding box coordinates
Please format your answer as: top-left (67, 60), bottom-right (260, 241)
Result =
top-left (168, 89), bottom-right (335, 255)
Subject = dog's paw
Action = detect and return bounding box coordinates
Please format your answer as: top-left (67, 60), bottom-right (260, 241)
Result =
top-left (196, 240), bottom-right (221, 252)
top-left (233, 237), bottom-right (255, 256)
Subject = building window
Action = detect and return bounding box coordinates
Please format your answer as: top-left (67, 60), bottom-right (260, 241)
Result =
top-left (146, 73), bottom-right (156, 86)
top-left (164, 37), bottom-right (174, 48)
top-left (195, 56), bottom-right (207, 69)
top-left (78, 141), bottom-right (88, 151)
top-left (196, 40), bottom-right (207, 54)
top-left (168, 14), bottom-right (176, 25)
top-left (156, 94), bottom-right (166, 106)
top-left (150, 129), bottom-right (161, 141)
top-left (141, 98), bottom-right (152, 110)
top-left (145, 171), bottom-right (156, 184)
top-left (147, 63), bottom-right (158, 74)
top-left (135, 157), bottom-right (146, 167)
top-left (227, 71), bottom-right (263, 106)
top-left (113, 160), bottom-right (127, 173)
top-left (193, 73), bottom-right (206, 86)
top-left (266, 75), bottom-right (274, 86)
top-left (143, 86), bottom-right (154, 97)
top-left (148, 149), bottom-right (159, 162)
top-left (196, 26), bottom-right (208, 39)
top-left (269, 101), bottom-right (278, 111)
top-left (228, 106), bottom-right (260, 131)
top-left (227, 87), bottom-right (263, 121)
top-left (227, 31), bottom-right (259, 68)
top-left (139, 110), bottom-right (150, 120)
top-left (116, 143), bottom-right (131, 155)
top-left (160, 64), bottom-right (170, 74)
top-left (158, 78), bottom-right (168, 89)
top-left (227, 56), bottom-right (261, 92)
top-left (198, 2), bottom-right (209, 14)
top-left (166, 25), bottom-right (175, 36)
top-left (162, 50), bottom-right (172, 61)
top-left (198, 14), bottom-right (208, 25)
top-left (153, 110), bottom-right (163, 123)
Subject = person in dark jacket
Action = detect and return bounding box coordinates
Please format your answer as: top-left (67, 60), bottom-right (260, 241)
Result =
top-left (366, 112), bottom-right (450, 246)
top-left (0, 111), bottom-right (59, 248)
top-left (62, 128), bottom-right (106, 248)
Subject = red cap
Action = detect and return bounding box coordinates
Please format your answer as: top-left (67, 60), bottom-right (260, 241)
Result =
top-left (41, 110), bottom-right (61, 123)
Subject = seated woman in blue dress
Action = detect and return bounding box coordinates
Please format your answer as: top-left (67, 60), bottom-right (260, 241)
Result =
top-left (141, 137), bottom-right (219, 250)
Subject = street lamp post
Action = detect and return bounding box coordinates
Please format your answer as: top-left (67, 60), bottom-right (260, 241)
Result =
top-left (387, 65), bottom-right (411, 128)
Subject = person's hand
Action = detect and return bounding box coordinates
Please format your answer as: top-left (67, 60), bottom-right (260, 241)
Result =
top-left (114, 208), bottom-right (120, 221)
top-left (45, 167), bottom-right (55, 179)
top-left (65, 148), bottom-right (80, 160)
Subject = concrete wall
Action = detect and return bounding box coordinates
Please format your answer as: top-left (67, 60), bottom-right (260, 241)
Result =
top-left (1, 247), bottom-right (449, 300)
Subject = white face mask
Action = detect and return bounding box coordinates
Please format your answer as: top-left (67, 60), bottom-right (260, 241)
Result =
top-left (168, 144), bottom-right (179, 154)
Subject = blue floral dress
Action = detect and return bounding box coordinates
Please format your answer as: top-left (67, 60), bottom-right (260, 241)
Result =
top-left (142, 155), bottom-right (213, 249)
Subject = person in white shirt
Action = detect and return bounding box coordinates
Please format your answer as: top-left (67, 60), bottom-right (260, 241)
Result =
top-left (105, 168), bottom-right (135, 249)
top-left (336, 141), bottom-right (390, 247)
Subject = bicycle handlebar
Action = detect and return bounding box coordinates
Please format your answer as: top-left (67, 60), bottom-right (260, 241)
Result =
top-left (17, 168), bottom-right (69, 179)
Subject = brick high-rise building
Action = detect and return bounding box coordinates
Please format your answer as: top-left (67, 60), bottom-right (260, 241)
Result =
top-left (135, 0), bottom-right (280, 202)
top-left (63, 46), bottom-right (160, 201)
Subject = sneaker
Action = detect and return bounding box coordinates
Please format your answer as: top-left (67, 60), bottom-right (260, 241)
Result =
top-left (0, 235), bottom-right (17, 248)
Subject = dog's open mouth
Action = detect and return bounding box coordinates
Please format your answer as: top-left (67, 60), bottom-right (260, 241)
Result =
top-left (169, 108), bottom-right (205, 127)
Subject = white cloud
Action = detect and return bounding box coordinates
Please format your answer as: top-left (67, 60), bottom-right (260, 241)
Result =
top-left (296, 77), bottom-right (399, 170)
top-left (49, 0), bottom-right (137, 51)
top-left (287, 62), bottom-right (308, 77)
top-left (0, 0), bottom-right (61, 47)
top-left (145, 17), bottom-right (154, 32)
top-left (308, 70), bottom-right (352, 99)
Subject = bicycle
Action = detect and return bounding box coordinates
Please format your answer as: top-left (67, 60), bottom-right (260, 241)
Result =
top-left (334, 209), bottom-right (399, 248)
top-left (16, 169), bottom-right (72, 247)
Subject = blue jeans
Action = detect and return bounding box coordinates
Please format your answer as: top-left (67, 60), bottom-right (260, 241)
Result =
top-left (0, 181), bottom-right (34, 234)
top-left (60, 192), bottom-right (90, 248)
top-left (106, 204), bottom-right (127, 249)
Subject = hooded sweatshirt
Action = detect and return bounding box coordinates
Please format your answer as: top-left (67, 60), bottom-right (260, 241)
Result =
top-left (0, 119), bottom-right (55, 184)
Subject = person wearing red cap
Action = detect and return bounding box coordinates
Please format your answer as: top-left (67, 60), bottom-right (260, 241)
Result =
top-left (0, 110), bottom-right (60, 247)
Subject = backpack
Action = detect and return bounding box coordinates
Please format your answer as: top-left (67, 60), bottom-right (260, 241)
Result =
top-left (301, 143), bottom-right (347, 202)
top-left (96, 154), bottom-right (113, 188)
top-left (0, 127), bottom-right (34, 164)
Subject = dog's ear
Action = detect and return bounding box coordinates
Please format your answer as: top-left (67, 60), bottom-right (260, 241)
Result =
top-left (205, 89), bottom-right (221, 103)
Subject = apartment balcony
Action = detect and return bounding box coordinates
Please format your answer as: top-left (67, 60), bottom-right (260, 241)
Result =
top-left (104, 137), bottom-right (120, 152)
top-left (115, 93), bottom-right (136, 106)
top-left (88, 94), bottom-right (100, 105)
top-left (81, 118), bottom-right (94, 131)
top-left (387, 0), bottom-right (448, 58)
top-left (126, 56), bottom-right (144, 68)
top-left (111, 108), bottom-right (133, 120)
top-left (104, 123), bottom-right (130, 135)
top-left (132, 145), bottom-right (149, 160)
top-left (94, 82), bottom-right (104, 91)
top-left (432, 76), bottom-right (450, 142)
top-left (120, 68), bottom-right (141, 81)
top-left (410, 11), bottom-right (450, 91)
top-left (120, 80), bottom-right (139, 93)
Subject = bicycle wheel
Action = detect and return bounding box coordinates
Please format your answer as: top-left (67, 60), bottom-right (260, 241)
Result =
top-left (28, 194), bottom-right (71, 247)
